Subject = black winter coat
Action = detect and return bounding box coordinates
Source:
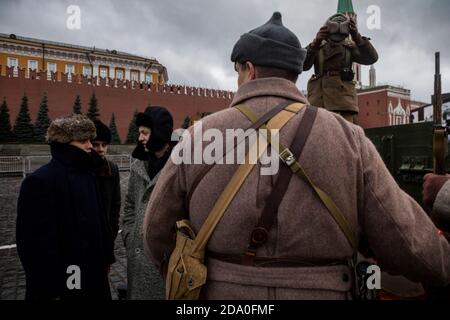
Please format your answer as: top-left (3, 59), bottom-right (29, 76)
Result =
top-left (96, 158), bottom-right (121, 260)
top-left (16, 143), bottom-right (114, 300)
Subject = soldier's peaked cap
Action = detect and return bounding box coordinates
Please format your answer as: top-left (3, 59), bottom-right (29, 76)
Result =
top-left (231, 12), bottom-right (307, 74)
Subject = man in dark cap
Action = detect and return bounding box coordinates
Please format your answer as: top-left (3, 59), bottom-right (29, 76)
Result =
top-left (122, 106), bottom-right (174, 300)
top-left (144, 12), bottom-right (450, 300)
top-left (230, 11), bottom-right (306, 86)
top-left (91, 120), bottom-right (121, 275)
top-left (303, 13), bottom-right (378, 122)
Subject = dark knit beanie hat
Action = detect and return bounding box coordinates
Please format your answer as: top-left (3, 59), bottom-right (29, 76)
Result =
top-left (92, 120), bottom-right (112, 144)
top-left (230, 12), bottom-right (307, 74)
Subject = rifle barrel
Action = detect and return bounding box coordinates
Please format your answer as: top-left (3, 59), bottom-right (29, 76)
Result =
top-left (434, 52), bottom-right (442, 125)
top-left (436, 52), bottom-right (440, 75)
top-left (433, 52), bottom-right (446, 175)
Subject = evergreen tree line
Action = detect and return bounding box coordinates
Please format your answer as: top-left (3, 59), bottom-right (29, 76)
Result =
top-left (0, 93), bottom-right (142, 144)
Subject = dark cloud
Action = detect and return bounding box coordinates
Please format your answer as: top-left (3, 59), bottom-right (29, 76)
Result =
top-left (0, 0), bottom-right (449, 101)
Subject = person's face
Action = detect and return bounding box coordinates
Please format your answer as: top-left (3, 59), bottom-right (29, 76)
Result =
top-left (235, 62), bottom-right (254, 87)
top-left (138, 126), bottom-right (151, 148)
top-left (92, 141), bottom-right (109, 158)
top-left (69, 139), bottom-right (92, 153)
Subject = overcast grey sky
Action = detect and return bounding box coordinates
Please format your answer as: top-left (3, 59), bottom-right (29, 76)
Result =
top-left (1, 0), bottom-right (449, 102)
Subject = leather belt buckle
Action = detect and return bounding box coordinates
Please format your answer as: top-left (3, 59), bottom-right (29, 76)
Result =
top-left (279, 148), bottom-right (295, 166)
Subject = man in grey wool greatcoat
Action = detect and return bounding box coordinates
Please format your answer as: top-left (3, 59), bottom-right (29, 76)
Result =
top-left (121, 106), bottom-right (175, 300)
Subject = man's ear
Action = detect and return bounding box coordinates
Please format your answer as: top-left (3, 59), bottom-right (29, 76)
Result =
top-left (246, 61), bottom-right (256, 80)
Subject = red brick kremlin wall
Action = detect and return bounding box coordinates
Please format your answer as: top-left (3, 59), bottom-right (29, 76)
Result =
top-left (0, 66), bottom-right (234, 142)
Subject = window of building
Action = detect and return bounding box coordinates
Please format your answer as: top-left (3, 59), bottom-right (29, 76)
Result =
top-left (7, 57), bottom-right (18, 68)
top-left (7, 57), bottom-right (19, 76)
top-left (65, 64), bottom-right (75, 75)
top-left (99, 66), bottom-right (108, 79)
top-left (116, 68), bottom-right (124, 80)
top-left (28, 60), bottom-right (38, 71)
top-left (66, 64), bottom-right (75, 81)
top-left (131, 70), bottom-right (139, 82)
top-left (47, 62), bottom-right (57, 79)
top-left (83, 66), bottom-right (92, 77)
top-left (145, 72), bottom-right (152, 83)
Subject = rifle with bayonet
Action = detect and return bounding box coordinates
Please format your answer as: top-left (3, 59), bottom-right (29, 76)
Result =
top-left (427, 52), bottom-right (450, 300)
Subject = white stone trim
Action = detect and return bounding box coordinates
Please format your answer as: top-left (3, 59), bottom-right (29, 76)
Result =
top-left (387, 92), bottom-right (410, 101)
top-left (358, 88), bottom-right (410, 100)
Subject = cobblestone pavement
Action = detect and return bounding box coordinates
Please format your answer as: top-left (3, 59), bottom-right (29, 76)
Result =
top-left (0, 173), bottom-right (130, 300)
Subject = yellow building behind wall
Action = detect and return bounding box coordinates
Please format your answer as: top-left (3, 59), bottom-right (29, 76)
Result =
top-left (0, 33), bottom-right (168, 84)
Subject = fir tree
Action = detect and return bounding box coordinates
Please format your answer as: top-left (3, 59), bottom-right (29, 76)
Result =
top-left (13, 94), bottom-right (34, 143)
top-left (181, 115), bottom-right (191, 129)
top-left (0, 98), bottom-right (14, 143)
top-left (73, 95), bottom-right (82, 114)
top-left (126, 110), bottom-right (139, 144)
top-left (109, 113), bottom-right (121, 144)
top-left (87, 93), bottom-right (100, 121)
top-left (34, 93), bottom-right (51, 143)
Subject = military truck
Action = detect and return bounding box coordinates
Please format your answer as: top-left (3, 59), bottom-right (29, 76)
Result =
top-left (361, 53), bottom-right (450, 300)
top-left (365, 53), bottom-right (449, 210)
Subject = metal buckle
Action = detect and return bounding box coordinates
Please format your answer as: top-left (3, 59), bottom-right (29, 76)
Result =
top-left (279, 148), bottom-right (295, 166)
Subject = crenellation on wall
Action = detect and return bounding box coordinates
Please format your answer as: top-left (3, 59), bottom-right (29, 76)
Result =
top-left (0, 65), bottom-right (237, 99)
top-left (2, 66), bottom-right (234, 98)
top-left (0, 65), bottom-right (234, 142)
top-left (2, 65), bottom-right (237, 102)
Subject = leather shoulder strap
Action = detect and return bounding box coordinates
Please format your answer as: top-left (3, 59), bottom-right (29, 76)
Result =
top-left (344, 46), bottom-right (352, 68)
top-left (243, 106), bottom-right (317, 265)
top-left (191, 105), bottom-right (300, 255)
top-left (239, 105), bottom-right (358, 265)
top-left (318, 47), bottom-right (325, 76)
top-left (186, 101), bottom-right (293, 207)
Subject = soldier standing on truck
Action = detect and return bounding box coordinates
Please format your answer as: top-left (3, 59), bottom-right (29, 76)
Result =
top-left (303, 13), bottom-right (378, 123)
